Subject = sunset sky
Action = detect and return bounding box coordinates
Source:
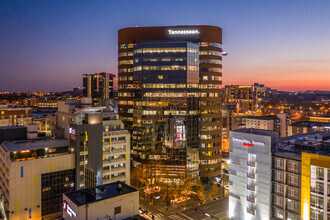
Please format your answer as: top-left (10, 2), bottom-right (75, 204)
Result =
top-left (0, 0), bottom-right (329, 92)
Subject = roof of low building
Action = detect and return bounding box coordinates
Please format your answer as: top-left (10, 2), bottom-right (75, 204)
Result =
top-left (290, 121), bottom-right (330, 127)
top-left (274, 131), bottom-right (330, 159)
top-left (1, 138), bottom-right (69, 152)
top-left (64, 181), bottom-right (138, 206)
top-left (246, 115), bottom-right (278, 120)
top-left (0, 126), bottom-right (26, 130)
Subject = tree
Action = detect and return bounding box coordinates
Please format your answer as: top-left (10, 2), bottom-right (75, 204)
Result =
top-left (198, 185), bottom-right (206, 200)
top-left (130, 165), bottom-right (146, 189)
top-left (212, 183), bottom-right (218, 197)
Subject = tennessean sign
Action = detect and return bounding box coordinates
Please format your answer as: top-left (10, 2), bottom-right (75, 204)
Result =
top-left (232, 137), bottom-right (265, 147)
top-left (168, 29), bottom-right (200, 35)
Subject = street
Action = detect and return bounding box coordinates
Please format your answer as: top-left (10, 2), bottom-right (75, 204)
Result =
top-left (140, 197), bottom-right (228, 220)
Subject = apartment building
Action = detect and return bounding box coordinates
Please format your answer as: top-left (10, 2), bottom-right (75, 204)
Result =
top-left (69, 111), bottom-right (130, 189)
top-left (245, 114), bottom-right (290, 137)
top-left (224, 85), bottom-right (258, 113)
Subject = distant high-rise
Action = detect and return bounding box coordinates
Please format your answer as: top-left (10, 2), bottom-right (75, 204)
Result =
top-left (83, 72), bottom-right (115, 101)
top-left (118, 25), bottom-right (223, 184)
top-left (224, 85), bottom-right (258, 112)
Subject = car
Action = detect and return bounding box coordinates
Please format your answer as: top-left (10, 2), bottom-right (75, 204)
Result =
top-left (139, 207), bottom-right (145, 214)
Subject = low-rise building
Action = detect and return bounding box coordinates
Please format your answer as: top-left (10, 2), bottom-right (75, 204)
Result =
top-left (244, 114), bottom-right (290, 137)
top-left (309, 116), bottom-right (330, 123)
top-left (38, 97), bottom-right (58, 109)
top-left (63, 181), bottom-right (138, 220)
top-left (0, 134), bottom-right (75, 220)
top-left (288, 121), bottom-right (330, 136)
top-left (0, 105), bottom-right (32, 127)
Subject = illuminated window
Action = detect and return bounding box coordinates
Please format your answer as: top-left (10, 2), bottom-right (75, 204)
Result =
top-left (158, 75), bottom-right (163, 79)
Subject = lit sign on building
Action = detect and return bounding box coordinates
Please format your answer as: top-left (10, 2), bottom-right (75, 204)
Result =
top-left (69, 127), bottom-right (76, 141)
top-left (168, 29), bottom-right (200, 35)
top-left (63, 201), bottom-right (77, 217)
top-left (175, 125), bottom-right (186, 142)
top-left (215, 177), bottom-right (221, 185)
top-left (69, 127), bottom-right (76, 135)
top-left (232, 137), bottom-right (265, 147)
top-left (20, 150), bottom-right (30, 153)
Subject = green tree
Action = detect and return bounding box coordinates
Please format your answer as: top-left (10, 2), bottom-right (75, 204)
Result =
top-left (212, 183), bottom-right (218, 197)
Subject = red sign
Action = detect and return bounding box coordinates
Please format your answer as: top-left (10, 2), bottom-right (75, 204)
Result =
top-left (243, 143), bottom-right (253, 147)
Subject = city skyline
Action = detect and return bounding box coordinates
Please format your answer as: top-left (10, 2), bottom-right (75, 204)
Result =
top-left (1, 0), bottom-right (330, 92)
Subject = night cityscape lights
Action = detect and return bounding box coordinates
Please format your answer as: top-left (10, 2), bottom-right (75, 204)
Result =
top-left (0, 1), bottom-right (329, 220)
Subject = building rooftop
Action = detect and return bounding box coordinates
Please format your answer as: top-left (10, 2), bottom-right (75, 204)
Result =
top-left (246, 115), bottom-right (278, 120)
top-left (290, 121), bottom-right (330, 127)
top-left (274, 132), bottom-right (330, 159)
top-left (232, 128), bottom-right (278, 136)
top-left (64, 181), bottom-right (138, 207)
top-left (0, 126), bottom-right (26, 130)
top-left (1, 138), bottom-right (69, 152)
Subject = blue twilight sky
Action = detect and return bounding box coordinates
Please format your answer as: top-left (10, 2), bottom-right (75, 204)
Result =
top-left (0, 0), bottom-right (330, 92)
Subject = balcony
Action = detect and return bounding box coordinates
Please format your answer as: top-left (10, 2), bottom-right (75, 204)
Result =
top-left (103, 150), bottom-right (111, 157)
top-left (111, 166), bottom-right (126, 173)
top-left (247, 160), bottom-right (256, 167)
top-left (247, 172), bottom-right (256, 179)
top-left (103, 168), bottom-right (110, 176)
top-left (110, 157), bottom-right (126, 164)
top-left (247, 195), bottom-right (255, 203)
top-left (111, 148), bottom-right (126, 155)
top-left (111, 139), bottom-right (126, 145)
top-left (246, 206), bottom-right (256, 215)
top-left (111, 175), bottom-right (126, 182)
top-left (103, 160), bottom-right (110, 166)
top-left (247, 183), bottom-right (256, 191)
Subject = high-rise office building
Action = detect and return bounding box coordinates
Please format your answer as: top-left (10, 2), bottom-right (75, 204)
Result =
top-left (83, 72), bottom-right (116, 102)
top-left (118, 25), bottom-right (223, 183)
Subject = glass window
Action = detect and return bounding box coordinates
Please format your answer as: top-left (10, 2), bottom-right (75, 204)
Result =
top-left (287, 160), bottom-right (299, 173)
top-left (311, 181), bottom-right (324, 194)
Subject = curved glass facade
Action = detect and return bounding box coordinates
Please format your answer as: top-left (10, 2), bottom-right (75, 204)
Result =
top-left (118, 26), bottom-right (223, 185)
